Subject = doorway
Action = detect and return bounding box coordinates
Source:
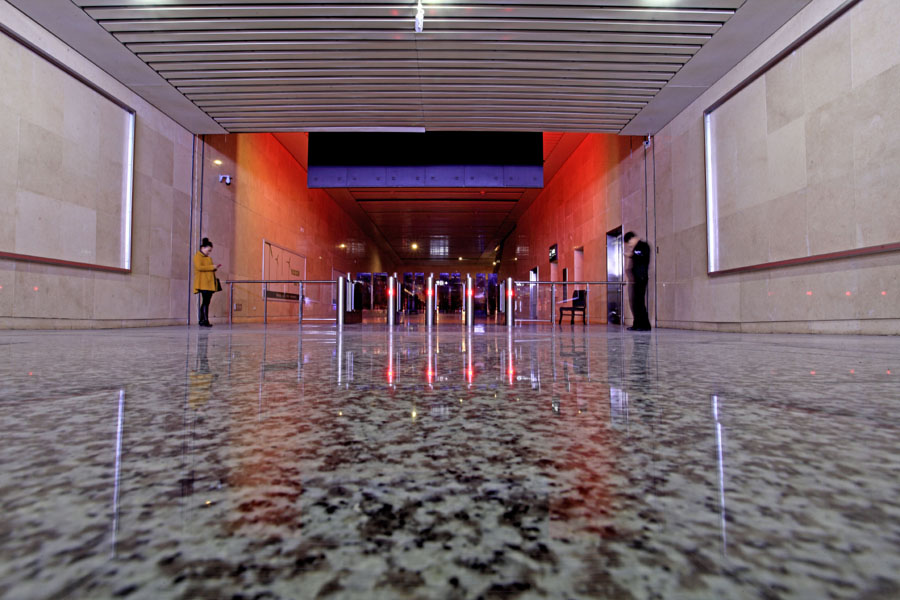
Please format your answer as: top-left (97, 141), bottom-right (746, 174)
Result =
top-left (529, 266), bottom-right (539, 320)
top-left (606, 227), bottom-right (623, 324)
top-left (573, 247), bottom-right (584, 281)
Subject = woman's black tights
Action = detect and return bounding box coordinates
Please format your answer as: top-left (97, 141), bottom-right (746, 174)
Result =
top-left (199, 291), bottom-right (213, 326)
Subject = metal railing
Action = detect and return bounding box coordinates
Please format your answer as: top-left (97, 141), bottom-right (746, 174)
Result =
top-left (511, 280), bottom-right (627, 327)
top-left (222, 276), bottom-right (625, 329)
top-left (225, 278), bottom-right (341, 325)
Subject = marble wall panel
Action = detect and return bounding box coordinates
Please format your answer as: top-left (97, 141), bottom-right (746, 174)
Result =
top-left (766, 118), bottom-right (807, 202)
top-left (805, 176), bottom-right (855, 256)
top-left (804, 94), bottom-right (855, 186)
top-left (0, 262), bottom-right (14, 316)
top-left (0, 104), bottom-right (19, 188)
top-left (15, 190), bottom-right (97, 264)
top-left (767, 188), bottom-right (808, 263)
top-left (849, 0), bottom-right (900, 87)
top-left (801, 14), bottom-right (852, 114)
top-left (765, 51), bottom-right (805, 134)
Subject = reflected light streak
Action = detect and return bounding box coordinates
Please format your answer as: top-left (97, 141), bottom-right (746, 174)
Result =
top-left (110, 389), bottom-right (125, 557)
top-left (712, 395), bottom-right (727, 555)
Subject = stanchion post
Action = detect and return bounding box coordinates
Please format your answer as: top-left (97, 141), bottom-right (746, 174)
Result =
top-left (551, 283), bottom-right (556, 326)
top-left (426, 274), bottom-right (434, 329)
top-left (263, 283), bottom-right (268, 325)
top-left (387, 275), bottom-right (395, 328)
top-left (229, 282), bottom-right (234, 326)
top-left (466, 274), bottom-right (474, 329)
top-left (506, 277), bottom-right (514, 328)
top-left (299, 282), bottom-right (304, 324)
top-left (337, 276), bottom-right (345, 331)
top-left (585, 284), bottom-right (590, 325)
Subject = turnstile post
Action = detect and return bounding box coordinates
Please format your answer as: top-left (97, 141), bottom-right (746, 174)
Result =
top-left (337, 276), bottom-right (345, 331)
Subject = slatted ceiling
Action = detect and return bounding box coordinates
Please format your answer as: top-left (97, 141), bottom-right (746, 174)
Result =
top-left (77, 0), bottom-right (743, 6)
top-left (72, 0), bottom-right (744, 133)
top-left (353, 191), bottom-right (526, 258)
top-left (82, 5), bottom-right (734, 21)
top-left (146, 51), bottom-right (691, 65)
top-left (128, 41), bottom-right (699, 55)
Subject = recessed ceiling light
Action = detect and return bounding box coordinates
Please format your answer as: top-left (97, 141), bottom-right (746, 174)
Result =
top-left (458, 257), bottom-right (463, 261)
top-left (411, 243), bottom-right (419, 250)
top-left (213, 159), bottom-right (222, 166)
top-left (339, 243), bottom-right (347, 249)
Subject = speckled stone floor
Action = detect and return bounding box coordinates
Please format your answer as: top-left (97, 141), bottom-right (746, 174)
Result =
top-left (1, 323), bottom-right (898, 599)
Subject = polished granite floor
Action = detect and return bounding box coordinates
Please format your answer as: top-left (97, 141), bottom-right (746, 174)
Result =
top-left (0, 323), bottom-right (898, 599)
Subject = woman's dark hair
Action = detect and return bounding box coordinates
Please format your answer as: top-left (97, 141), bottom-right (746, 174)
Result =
top-left (200, 237), bottom-right (213, 249)
top-left (623, 231), bottom-right (636, 243)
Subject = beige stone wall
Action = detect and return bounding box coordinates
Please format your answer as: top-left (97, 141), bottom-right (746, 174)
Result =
top-left (654, 0), bottom-right (900, 334)
top-left (0, 1), bottom-right (195, 329)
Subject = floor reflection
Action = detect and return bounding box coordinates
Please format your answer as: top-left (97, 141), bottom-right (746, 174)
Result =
top-left (0, 324), bottom-right (898, 598)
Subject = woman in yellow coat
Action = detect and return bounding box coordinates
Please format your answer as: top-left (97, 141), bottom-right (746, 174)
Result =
top-left (193, 237), bottom-right (220, 327)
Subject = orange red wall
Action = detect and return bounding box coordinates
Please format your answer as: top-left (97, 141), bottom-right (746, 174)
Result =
top-left (499, 133), bottom-right (649, 324)
top-left (198, 133), bottom-right (395, 323)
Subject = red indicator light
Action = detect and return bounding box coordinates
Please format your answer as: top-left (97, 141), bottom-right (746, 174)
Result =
top-left (388, 288), bottom-right (393, 296)
top-left (846, 291), bottom-right (852, 296)
top-left (427, 289), bottom-right (433, 296)
top-left (806, 291), bottom-right (813, 296)
top-left (888, 370), bottom-right (892, 375)
top-left (810, 371), bottom-right (816, 375)
top-left (508, 290), bottom-right (514, 298)
top-left (850, 369), bottom-right (855, 374)
top-left (33, 286), bottom-right (39, 291)
top-left (28, 372), bottom-right (33, 376)
top-left (468, 289), bottom-right (474, 297)
top-left (882, 291), bottom-right (888, 296)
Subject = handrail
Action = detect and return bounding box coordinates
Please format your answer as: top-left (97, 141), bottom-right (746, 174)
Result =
top-left (513, 280), bottom-right (626, 285)
top-left (225, 279), bottom-right (335, 284)
top-left (510, 280), bottom-right (626, 326)
top-left (226, 279), bottom-right (339, 326)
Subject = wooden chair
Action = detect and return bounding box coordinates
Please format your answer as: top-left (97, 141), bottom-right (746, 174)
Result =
top-left (558, 290), bottom-right (587, 324)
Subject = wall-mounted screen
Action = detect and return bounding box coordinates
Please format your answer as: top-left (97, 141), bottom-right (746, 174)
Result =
top-left (0, 29), bottom-right (135, 272)
top-left (704, 0), bottom-right (899, 275)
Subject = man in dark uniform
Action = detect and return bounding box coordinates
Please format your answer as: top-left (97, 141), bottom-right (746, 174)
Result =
top-left (624, 231), bottom-right (651, 331)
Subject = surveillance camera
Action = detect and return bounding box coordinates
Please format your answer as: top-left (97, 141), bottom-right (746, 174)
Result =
top-left (219, 175), bottom-right (232, 185)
